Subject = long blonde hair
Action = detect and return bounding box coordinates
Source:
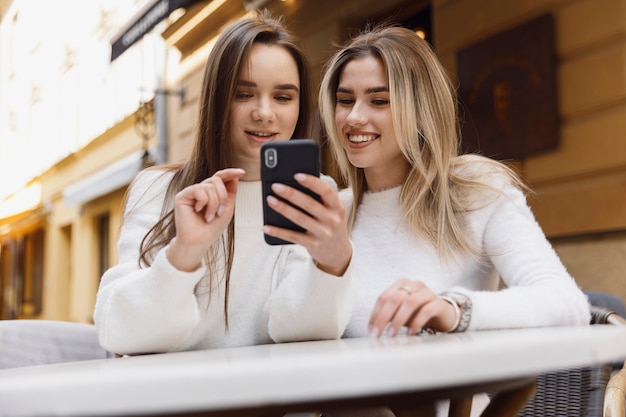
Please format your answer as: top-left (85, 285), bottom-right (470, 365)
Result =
top-left (319, 25), bottom-right (524, 259)
top-left (135, 11), bottom-right (312, 325)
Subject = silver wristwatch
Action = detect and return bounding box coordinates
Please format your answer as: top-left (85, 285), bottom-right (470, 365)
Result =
top-left (440, 291), bottom-right (472, 332)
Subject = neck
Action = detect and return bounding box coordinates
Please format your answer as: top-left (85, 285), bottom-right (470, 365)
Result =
top-left (364, 164), bottom-right (410, 192)
top-left (235, 156), bottom-right (260, 181)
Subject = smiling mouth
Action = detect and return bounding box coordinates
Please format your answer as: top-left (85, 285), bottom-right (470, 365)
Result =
top-left (247, 131), bottom-right (276, 138)
top-left (348, 134), bottom-right (377, 143)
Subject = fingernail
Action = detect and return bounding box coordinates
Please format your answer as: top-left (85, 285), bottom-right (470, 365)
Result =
top-left (206, 213), bottom-right (215, 222)
top-left (267, 196), bottom-right (279, 207)
top-left (272, 183), bottom-right (286, 192)
top-left (368, 325), bottom-right (380, 338)
top-left (294, 173), bottom-right (307, 181)
top-left (385, 326), bottom-right (397, 337)
top-left (217, 205), bottom-right (225, 216)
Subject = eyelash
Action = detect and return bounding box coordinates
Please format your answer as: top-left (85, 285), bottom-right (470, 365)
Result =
top-left (235, 92), bottom-right (294, 103)
top-left (235, 92), bottom-right (253, 100)
top-left (336, 97), bottom-right (389, 106)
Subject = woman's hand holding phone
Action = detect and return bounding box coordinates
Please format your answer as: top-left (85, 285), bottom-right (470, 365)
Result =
top-left (167, 168), bottom-right (245, 272)
top-left (263, 174), bottom-right (352, 276)
top-left (261, 140), bottom-right (351, 276)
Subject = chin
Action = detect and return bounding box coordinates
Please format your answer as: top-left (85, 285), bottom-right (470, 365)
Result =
top-left (347, 157), bottom-right (368, 169)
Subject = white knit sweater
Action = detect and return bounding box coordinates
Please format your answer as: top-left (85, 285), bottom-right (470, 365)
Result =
top-left (94, 169), bottom-right (355, 355)
top-left (342, 167), bottom-right (590, 338)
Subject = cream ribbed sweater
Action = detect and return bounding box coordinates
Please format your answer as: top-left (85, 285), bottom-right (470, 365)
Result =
top-left (94, 169), bottom-right (354, 355)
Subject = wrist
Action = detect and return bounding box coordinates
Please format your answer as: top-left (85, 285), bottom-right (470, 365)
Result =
top-left (439, 295), bottom-right (461, 332)
top-left (167, 238), bottom-right (204, 272)
top-left (439, 292), bottom-right (472, 333)
top-left (313, 257), bottom-right (349, 277)
top-left (313, 248), bottom-right (352, 277)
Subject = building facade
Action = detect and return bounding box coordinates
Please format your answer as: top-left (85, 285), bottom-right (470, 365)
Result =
top-left (0, 0), bottom-right (625, 323)
top-left (0, 0), bottom-right (164, 321)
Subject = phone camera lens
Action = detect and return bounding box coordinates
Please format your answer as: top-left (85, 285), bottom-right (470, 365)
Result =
top-left (265, 149), bottom-right (277, 168)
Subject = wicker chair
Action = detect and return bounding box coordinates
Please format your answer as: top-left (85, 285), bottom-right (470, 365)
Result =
top-left (514, 303), bottom-right (626, 417)
top-left (602, 310), bottom-right (626, 417)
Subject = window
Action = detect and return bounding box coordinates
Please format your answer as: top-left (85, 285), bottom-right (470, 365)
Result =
top-left (20, 229), bottom-right (44, 316)
top-left (0, 243), bottom-right (10, 319)
top-left (97, 213), bottom-right (110, 280)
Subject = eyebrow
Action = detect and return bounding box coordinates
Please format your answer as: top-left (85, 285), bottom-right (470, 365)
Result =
top-left (337, 86), bottom-right (389, 94)
top-left (237, 80), bottom-right (299, 92)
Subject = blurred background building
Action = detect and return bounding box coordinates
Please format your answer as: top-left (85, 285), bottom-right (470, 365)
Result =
top-left (0, 0), bottom-right (624, 323)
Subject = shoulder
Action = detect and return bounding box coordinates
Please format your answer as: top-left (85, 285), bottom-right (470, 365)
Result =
top-left (338, 187), bottom-right (353, 209)
top-left (132, 167), bottom-right (175, 187)
top-left (320, 174), bottom-right (338, 192)
top-left (452, 154), bottom-right (526, 196)
top-left (453, 154), bottom-right (513, 184)
top-left (451, 154), bottom-right (530, 221)
top-left (125, 167), bottom-right (176, 213)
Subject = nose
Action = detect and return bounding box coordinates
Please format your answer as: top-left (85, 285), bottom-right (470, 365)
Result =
top-left (252, 97), bottom-right (274, 123)
top-left (345, 102), bottom-right (367, 126)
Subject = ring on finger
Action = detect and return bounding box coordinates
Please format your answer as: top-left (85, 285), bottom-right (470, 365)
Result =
top-left (398, 286), bottom-right (412, 295)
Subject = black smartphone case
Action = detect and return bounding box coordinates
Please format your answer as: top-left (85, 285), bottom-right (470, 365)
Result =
top-left (261, 140), bottom-right (320, 245)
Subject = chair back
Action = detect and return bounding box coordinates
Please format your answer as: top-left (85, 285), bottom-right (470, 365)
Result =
top-left (0, 319), bottom-right (113, 369)
top-left (516, 297), bottom-right (626, 417)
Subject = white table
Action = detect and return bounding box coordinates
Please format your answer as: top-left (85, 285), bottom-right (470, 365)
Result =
top-left (1, 325), bottom-right (626, 417)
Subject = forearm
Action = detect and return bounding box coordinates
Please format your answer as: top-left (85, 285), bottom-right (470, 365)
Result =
top-left (458, 281), bottom-right (590, 331)
top-left (268, 246), bottom-right (356, 342)
top-left (94, 248), bottom-right (205, 355)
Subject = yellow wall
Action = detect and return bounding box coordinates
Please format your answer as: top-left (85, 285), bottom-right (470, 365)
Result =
top-left (41, 204), bottom-right (76, 320)
top-left (34, 114), bottom-right (142, 323)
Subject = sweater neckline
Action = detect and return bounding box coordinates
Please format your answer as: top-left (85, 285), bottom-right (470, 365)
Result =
top-left (362, 185), bottom-right (402, 203)
top-left (363, 185), bottom-right (402, 199)
top-left (366, 184), bottom-right (403, 194)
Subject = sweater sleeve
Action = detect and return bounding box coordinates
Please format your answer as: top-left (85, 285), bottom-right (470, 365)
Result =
top-left (93, 170), bottom-right (206, 355)
top-left (267, 175), bottom-right (356, 342)
top-left (453, 176), bottom-right (591, 330)
top-left (267, 244), bottom-right (356, 342)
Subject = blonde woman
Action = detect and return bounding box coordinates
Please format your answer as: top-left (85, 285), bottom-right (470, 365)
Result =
top-left (318, 24), bottom-right (590, 417)
top-left (319, 26), bottom-right (589, 340)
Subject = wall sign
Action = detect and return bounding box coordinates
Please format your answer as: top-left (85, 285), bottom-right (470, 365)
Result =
top-left (110, 0), bottom-right (205, 62)
top-left (457, 14), bottom-right (558, 160)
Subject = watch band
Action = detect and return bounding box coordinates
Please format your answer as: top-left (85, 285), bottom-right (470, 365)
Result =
top-left (439, 291), bottom-right (472, 333)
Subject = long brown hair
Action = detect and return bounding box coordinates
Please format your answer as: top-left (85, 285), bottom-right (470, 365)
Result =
top-left (137, 11), bottom-right (312, 325)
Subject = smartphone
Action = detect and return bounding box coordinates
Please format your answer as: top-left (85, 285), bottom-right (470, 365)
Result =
top-left (261, 139), bottom-right (321, 245)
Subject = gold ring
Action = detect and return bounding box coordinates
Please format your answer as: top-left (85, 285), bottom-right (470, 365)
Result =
top-left (399, 286), bottom-right (412, 295)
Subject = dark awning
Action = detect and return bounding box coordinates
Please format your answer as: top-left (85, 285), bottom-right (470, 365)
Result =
top-left (110, 0), bottom-right (206, 62)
